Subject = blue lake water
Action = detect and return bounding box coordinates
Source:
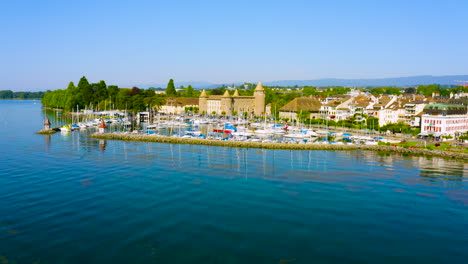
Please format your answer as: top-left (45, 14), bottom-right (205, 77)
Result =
top-left (1, 100), bottom-right (467, 264)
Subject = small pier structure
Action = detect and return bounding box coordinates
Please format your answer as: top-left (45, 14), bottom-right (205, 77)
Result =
top-left (99, 118), bottom-right (107, 133)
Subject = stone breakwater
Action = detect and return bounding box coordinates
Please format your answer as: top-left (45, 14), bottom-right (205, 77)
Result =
top-left (36, 128), bottom-right (58, 134)
top-left (89, 132), bottom-right (468, 161)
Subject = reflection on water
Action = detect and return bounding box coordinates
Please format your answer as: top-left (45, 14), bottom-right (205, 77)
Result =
top-left (39, 121), bottom-right (468, 186)
top-left (99, 139), bottom-right (106, 151)
top-left (44, 134), bottom-right (51, 152)
top-left (1, 100), bottom-right (468, 264)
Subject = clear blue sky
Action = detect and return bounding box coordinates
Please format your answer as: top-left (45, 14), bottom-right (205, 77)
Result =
top-left (2, 0), bottom-right (467, 91)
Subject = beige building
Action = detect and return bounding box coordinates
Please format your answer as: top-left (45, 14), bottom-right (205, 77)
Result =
top-left (199, 82), bottom-right (266, 116)
top-left (160, 97), bottom-right (199, 114)
top-left (279, 97), bottom-right (322, 120)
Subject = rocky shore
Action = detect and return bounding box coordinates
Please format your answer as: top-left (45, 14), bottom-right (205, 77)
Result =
top-left (90, 132), bottom-right (468, 161)
top-left (36, 128), bottom-right (58, 134)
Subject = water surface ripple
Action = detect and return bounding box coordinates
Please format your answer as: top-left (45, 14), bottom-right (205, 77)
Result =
top-left (0, 100), bottom-right (467, 263)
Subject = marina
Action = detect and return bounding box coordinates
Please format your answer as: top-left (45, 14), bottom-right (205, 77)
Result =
top-left (4, 1), bottom-right (468, 262)
top-left (37, 107), bottom-right (468, 160)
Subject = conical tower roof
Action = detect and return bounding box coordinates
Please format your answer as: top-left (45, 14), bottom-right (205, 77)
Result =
top-left (222, 90), bottom-right (230, 97)
top-left (255, 82), bottom-right (264, 91)
top-left (99, 118), bottom-right (107, 128)
top-left (200, 89), bottom-right (208, 97)
top-left (44, 117), bottom-right (51, 126)
top-left (233, 89), bottom-right (239, 96)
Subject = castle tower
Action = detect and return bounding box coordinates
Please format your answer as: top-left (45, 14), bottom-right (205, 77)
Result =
top-left (233, 89), bottom-right (239, 97)
top-left (199, 89), bottom-right (208, 114)
top-left (221, 90), bottom-right (232, 116)
top-left (254, 82), bottom-right (265, 116)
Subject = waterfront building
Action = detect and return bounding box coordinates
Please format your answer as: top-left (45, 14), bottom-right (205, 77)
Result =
top-left (348, 95), bottom-right (375, 116)
top-left (403, 101), bottom-right (427, 127)
top-left (199, 82), bottom-right (266, 116)
top-left (370, 95), bottom-right (399, 127)
top-left (160, 98), bottom-right (199, 114)
top-left (376, 102), bottom-right (405, 127)
top-left (421, 103), bottom-right (468, 136)
top-left (319, 96), bottom-right (353, 120)
top-left (278, 97), bottom-right (322, 120)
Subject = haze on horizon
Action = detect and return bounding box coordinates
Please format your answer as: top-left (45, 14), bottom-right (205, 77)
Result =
top-left (2, 0), bottom-right (468, 91)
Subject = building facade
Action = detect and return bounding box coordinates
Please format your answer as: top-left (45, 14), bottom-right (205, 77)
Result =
top-left (278, 96), bottom-right (322, 121)
top-left (421, 103), bottom-right (468, 136)
top-left (160, 98), bottom-right (199, 114)
top-left (199, 82), bottom-right (266, 116)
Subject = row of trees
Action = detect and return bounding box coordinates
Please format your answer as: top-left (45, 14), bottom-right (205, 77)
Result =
top-left (369, 84), bottom-right (468, 97)
top-left (41, 77), bottom-right (166, 112)
top-left (414, 84), bottom-right (468, 97)
top-left (0, 90), bottom-right (46, 99)
top-left (369, 87), bottom-right (402, 96)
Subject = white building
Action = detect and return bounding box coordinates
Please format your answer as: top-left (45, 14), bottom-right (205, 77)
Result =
top-left (404, 101), bottom-right (427, 127)
top-left (420, 103), bottom-right (468, 136)
top-left (377, 105), bottom-right (405, 127)
top-left (319, 96), bottom-right (353, 120)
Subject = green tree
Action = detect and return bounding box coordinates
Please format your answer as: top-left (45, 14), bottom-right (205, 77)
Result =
top-left (405, 87), bottom-right (417, 94)
top-left (210, 88), bottom-right (224, 95)
top-left (145, 95), bottom-right (166, 111)
top-left (366, 116), bottom-right (379, 130)
top-left (0, 90), bottom-right (14, 99)
top-left (417, 84), bottom-right (439, 97)
top-left (132, 94), bottom-right (146, 112)
top-left (108, 85), bottom-right (119, 101)
top-left (166, 79), bottom-right (177, 96)
top-left (370, 87), bottom-right (385, 96)
top-left (296, 110), bottom-right (311, 123)
top-left (186, 85), bottom-right (194, 97)
top-left (67, 82), bottom-right (76, 90)
top-left (115, 89), bottom-right (130, 110)
top-left (385, 87), bottom-right (401, 95)
top-left (302, 86), bottom-right (317, 96)
top-left (77, 76), bottom-right (93, 107)
top-left (64, 81), bottom-right (78, 111)
top-left (94, 80), bottom-right (108, 104)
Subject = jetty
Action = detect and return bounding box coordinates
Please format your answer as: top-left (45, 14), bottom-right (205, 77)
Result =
top-left (89, 132), bottom-right (468, 161)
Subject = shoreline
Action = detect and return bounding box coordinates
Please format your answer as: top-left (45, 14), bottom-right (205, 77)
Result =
top-left (89, 132), bottom-right (468, 161)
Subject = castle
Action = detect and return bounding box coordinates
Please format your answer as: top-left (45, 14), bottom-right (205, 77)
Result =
top-left (199, 82), bottom-right (266, 116)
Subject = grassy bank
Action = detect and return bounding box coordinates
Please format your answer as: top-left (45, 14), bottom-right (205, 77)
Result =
top-left (89, 132), bottom-right (468, 161)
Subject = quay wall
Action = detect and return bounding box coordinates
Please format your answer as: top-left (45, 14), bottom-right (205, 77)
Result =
top-left (89, 132), bottom-right (468, 161)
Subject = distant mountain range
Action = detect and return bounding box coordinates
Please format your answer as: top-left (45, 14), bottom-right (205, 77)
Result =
top-left (138, 81), bottom-right (218, 89)
top-left (137, 75), bottom-right (468, 89)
